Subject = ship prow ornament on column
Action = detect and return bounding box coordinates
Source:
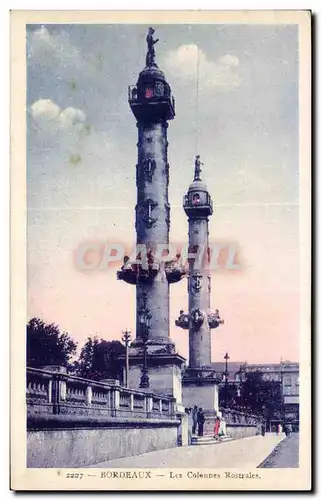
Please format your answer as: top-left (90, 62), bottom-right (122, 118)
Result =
top-left (175, 156), bottom-right (225, 427)
top-left (117, 28), bottom-right (186, 407)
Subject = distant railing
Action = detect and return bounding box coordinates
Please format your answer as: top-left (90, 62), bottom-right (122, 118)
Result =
top-left (27, 367), bottom-right (176, 420)
top-left (219, 407), bottom-right (261, 426)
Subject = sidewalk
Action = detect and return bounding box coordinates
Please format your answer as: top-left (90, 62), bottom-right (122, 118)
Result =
top-left (258, 433), bottom-right (299, 468)
top-left (89, 433), bottom-right (285, 469)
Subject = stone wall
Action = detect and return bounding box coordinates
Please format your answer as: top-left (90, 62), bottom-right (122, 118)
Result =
top-left (27, 415), bottom-right (180, 468)
top-left (26, 367), bottom-right (182, 468)
top-left (226, 424), bottom-right (259, 440)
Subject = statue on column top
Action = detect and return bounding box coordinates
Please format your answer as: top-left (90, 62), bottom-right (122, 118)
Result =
top-left (194, 155), bottom-right (203, 181)
top-left (146, 27), bottom-right (159, 67)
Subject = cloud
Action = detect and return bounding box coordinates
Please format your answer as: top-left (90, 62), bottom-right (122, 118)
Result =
top-left (29, 99), bottom-right (91, 162)
top-left (30, 99), bottom-right (87, 134)
top-left (30, 98), bottom-right (61, 122)
top-left (163, 44), bottom-right (241, 90)
top-left (27, 25), bottom-right (84, 70)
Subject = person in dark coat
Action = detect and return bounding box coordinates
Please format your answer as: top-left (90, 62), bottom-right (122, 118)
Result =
top-left (197, 408), bottom-right (205, 437)
top-left (192, 405), bottom-right (198, 435)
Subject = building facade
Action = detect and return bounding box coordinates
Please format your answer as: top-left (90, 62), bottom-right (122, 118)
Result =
top-left (212, 360), bottom-right (300, 429)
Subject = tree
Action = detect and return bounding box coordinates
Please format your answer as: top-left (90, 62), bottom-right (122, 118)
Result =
top-left (219, 383), bottom-right (239, 408)
top-left (74, 336), bottom-right (125, 381)
top-left (27, 317), bottom-right (78, 368)
top-left (242, 371), bottom-right (282, 421)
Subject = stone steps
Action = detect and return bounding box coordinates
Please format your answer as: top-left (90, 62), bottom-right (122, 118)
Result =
top-left (191, 435), bottom-right (232, 446)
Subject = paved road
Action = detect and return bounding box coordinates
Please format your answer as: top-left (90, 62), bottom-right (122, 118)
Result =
top-left (258, 433), bottom-right (299, 468)
top-left (90, 433), bottom-right (285, 468)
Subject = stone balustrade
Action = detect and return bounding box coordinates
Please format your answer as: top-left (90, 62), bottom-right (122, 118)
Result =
top-left (219, 407), bottom-right (261, 426)
top-left (27, 367), bottom-right (175, 422)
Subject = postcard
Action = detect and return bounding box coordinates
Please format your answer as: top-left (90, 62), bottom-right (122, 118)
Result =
top-left (10, 9), bottom-right (311, 491)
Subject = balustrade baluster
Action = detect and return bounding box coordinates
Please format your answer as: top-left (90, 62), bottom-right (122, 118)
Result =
top-left (86, 386), bottom-right (92, 406)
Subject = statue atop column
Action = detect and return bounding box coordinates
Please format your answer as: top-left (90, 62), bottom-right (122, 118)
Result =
top-left (194, 155), bottom-right (203, 181)
top-left (146, 27), bottom-right (159, 67)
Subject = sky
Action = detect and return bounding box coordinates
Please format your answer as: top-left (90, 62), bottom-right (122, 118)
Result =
top-left (27, 23), bottom-right (299, 364)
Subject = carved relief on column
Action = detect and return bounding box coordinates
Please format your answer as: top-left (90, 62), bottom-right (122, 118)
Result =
top-left (192, 219), bottom-right (201, 235)
top-left (165, 202), bottom-right (170, 231)
top-left (164, 162), bottom-right (169, 187)
top-left (208, 275), bottom-right (211, 294)
top-left (208, 309), bottom-right (224, 329)
top-left (190, 308), bottom-right (205, 330)
top-left (190, 273), bottom-right (203, 293)
top-left (136, 159), bottom-right (156, 186)
top-left (143, 158), bottom-right (156, 183)
top-left (135, 199), bottom-right (158, 231)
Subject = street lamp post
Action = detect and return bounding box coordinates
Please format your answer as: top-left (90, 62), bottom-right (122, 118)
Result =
top-left (280, 360), bottom-right (285, 425)
top-left (121, 329), bottom-right (132, 388)
top-left (224, 352), bottom-right (230, 407)
top-left (138, 293), bottom-right (152, 389)
top-left (238, 365), bottom-right (245, 411)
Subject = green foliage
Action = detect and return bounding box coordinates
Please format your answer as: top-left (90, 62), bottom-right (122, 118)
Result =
top-left (242, 371), bottom-right (282, 420)
top-left (219, 382), bottom-right (239, 408)
top-left (220, 370), bottom-right (282, 422)
top-left (74, 336), bottom-right (125, 381)
top-left (27, 317), bottom-right (78, 368)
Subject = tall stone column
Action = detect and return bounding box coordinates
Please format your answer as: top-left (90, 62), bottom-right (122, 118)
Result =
top-left (175, 157), bottom-right (224, 418)
top-left (135, 120), bottom-right (170, 345)
top-left (188, 216), bottom-right (211, 367)
top-left (117, 29), bottom-right (186, 402)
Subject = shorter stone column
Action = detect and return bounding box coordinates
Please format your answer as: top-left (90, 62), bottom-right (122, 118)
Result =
top-left (111, 387), bottom-right (120, 417)
top-left (43, 365), bottom-right (67, 413)
top-left (59, 379), bottom-right (67, 402)
top-left (86, 386), bottom-right (92, 406)
top-left (48, 380), bottom-right (53, 404)
top-left (146, 396), bottom-right (153, 416)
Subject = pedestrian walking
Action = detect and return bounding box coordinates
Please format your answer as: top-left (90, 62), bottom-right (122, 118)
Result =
top-left (261, 422), bottom-right (266, 436)
top-left (197, 408), bottom-right (205, 437)
top-left (214, 416), bottom-right (221, 440)
top-left (192, 405), bottom-right (198, 435)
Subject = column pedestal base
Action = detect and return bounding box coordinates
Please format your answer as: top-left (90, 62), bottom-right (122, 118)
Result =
top-left (182, 368), bottom-right (221, 408)
top-left (120, 347), bottom-right (186, 405)
top-left (182, 367), bottom-right (221, 435)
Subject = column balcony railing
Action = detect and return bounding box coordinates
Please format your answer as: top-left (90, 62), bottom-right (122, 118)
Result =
top-left (183, 193), bottom-right (213, 213)
top-left (128, 84), bottom-right (175, 112)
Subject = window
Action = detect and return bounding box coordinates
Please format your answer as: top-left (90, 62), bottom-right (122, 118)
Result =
top-left (284, 385), bottom-right (292, 396)
top-left (192, 193), bottom-right (201, 206)
top-left (145, 87), bottom-right (153, 99)
top-left (154, 82), bottom-right (164, 97)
